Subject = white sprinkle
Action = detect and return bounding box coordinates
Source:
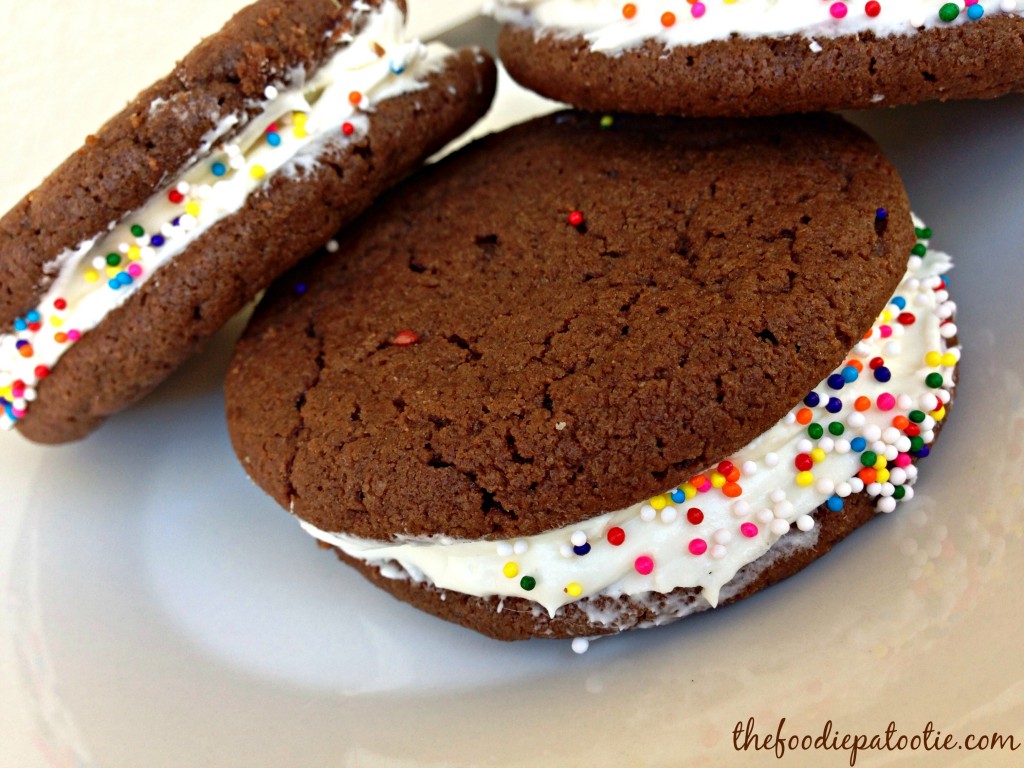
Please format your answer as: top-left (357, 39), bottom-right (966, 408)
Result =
top-left (139, 246), bottom-right (156, 261)
top-left (922, 430), bottom-right (935, 443)
top-left (195, 184), bottom-right (213, 200)
top-left (229, 155), bottom-right (246, 170)
top-left (808, 39), bottom-right (823, 53)
top-left (922, 415), bottom-right (936, 430)
top-left (936, 389), bottom-right (951, 404)
top-left (940, 323), bottom-right (958, 339)
top-left (834, 439), bottom-right (851, 454)
top-left (1000, 0), bottom-right (1017, 12)
top-left (118, 243), bottom-right (129, 254)
top-left (770, 519), bottom-right (791, 536)
top-left (836, 481), bottom-right (852, 498)
top-left (161, 222), bottom-right (176, 237)
top-left (920, 393), bottom-right (939, 412)
top-left (847, 412), bottom-right (866, 428)
top-left (713, 528), bottom-right (732, 545)
top-left (880, 482), bottom-right (895, 497)
top-left (884, 445), bottom-right (899, 461)
top-left (513, 540), bottom-right (528, 555)
top-left (265, 85), bottom-right (280, 100)
top-left (863, 424), bottom-right (882, 442)
top-left (934, 289), bottom-right (949, 303)
top-left (849, 477), bottom-right (865, 494)
top-left (710, 544), bottom-right (727, 560)
top-left (818, 437), bottom-right (835, 453)
top-left (571, 638), bottom-right (590, 655)
top-left (870, 440), bottom-right (887, 455)
top-left (774, 500), bottom-right (794, 518)
top-left (889, 468), bottom-right (907, 486)
top-left (877, 497), bottom-right (898, 513)
top-left (757, 509), bottom-right (774, 524)
top-left (902, 485), bottom-right (915, 501)
top-left (742, 460), bottom-right (757, 476)
top-left (731, 500), bottom-right (751, 518)
top-left (897, 394), bottom-right (914, 410)
top-left (870, 93), bottom-right (885, 103)
top-left (179, 214), bottom-right (198, 232)
top-left (496, 542), bottom-right (513, 557)
top-left (92, 256), bottom-right (106, 270)
top-left (559, 544), bottom-right (573, 558)
top-left (796, 438), bottom-right (813, 454)
top-left (892, 324), bottom-right (905, 338)
top-left (905, 464), bottom-right (919, 481)
top-left (914, 292), bottom-right (931, 307)
top-left (571, 530), bottom-right (587, 547)
top-left (770, 488), bottom-right (787, 503)
top-left (866, 482), bottom-right (882, 497)
top-left (784, 412), bottom-right (797, 425)
top-left (640, 505), bottom-right (657, 522)
top-left (816, 478), bottom-right (835, 495)
top-left (853, 342), bottom-right (872, 357)
top-left (660, 506), bottom-right (678, 524)
top-left (765, 453), bottom-right (780, 468)
top-left (796, 515), bottom-right (815, 532)
top-left (326, 239), bottom-right (340, 253)
top-left (884, 341), bottom-right (901, 356)
top-left (555, 421), bottom-right (567, 431)
top-left (176, 181), bottom-right (190, 195)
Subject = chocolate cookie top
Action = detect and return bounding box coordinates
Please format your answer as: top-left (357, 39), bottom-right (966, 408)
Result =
top-left (227, 112), bottom-right (913, 540)
top-left (492, 2), bottom-right (1024, 116)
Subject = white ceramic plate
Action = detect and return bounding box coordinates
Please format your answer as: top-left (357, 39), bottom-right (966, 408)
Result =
top-left (2, 4), bottom-right (1023, 766)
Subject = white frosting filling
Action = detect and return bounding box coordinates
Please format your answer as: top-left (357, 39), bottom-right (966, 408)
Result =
top-left (303, 221), bottom-right (959, 618)
top-left (0, 0), bottom-right (450, 430)
top-left (488, 0), bottom-right (1022, 53)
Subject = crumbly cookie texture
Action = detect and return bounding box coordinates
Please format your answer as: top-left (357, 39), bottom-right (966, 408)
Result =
top-left (493, 1), bottom-right (1024, 115)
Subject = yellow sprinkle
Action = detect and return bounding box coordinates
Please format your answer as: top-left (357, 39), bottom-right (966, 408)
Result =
top-left (85, 270), bottom-right (99, 283)
top-left (105, 266), bottom-right (120, 278)
top-left (932, 406), bottom-right (946, 422)
top-left (128, 246), bottom-right (142, 261)
top-left (293, 126), bottom-right (308, 139)
top-left (710, 472), bottom-right (726, 488)
top-left (649, 495), bottom-right (667, 510)
top-left (876, 468), bottom-right (890, 484)
top-left (185, 201), bottom-right (201, 217)
top-left (941, 352), bottom-right (957, 367)
top-left (49, 316), bottom-right (63, 328)
top-left (874, 455), bottom-right (887, 470)
top-left (293, 112), bottom-right (308, 126)
top-left (796, 471), bottom-right (814, 487)
top-left (881, 310), bottom-right (892, 323)
top-left (503, 562), bottom-right (519, 578)
top-left (565, 582), bottom-right (583, 598)
top-left (681, 482), bottom-right (697, 499)
top-left (810, 448), bottom-right (826, 464)
top-left (250, 165), bottom-right (266, 179)
top-left (925, 351), bottom-right (942, 367)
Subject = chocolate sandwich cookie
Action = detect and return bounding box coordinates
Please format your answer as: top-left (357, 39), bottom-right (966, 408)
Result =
top-left (0, 0), bottom-right (496, 443)
top-left (226, 112), bottom-right (960, 641)
top-left (490, 0), bottom-right (1024, 116)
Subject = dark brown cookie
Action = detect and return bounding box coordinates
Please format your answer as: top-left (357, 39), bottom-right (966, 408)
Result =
top-left (495, 7), bottom-right (1024, 116)
top-left (227, 111), bottom-right (913, 541)
top-left (0, 0), bottom-right (497, 443)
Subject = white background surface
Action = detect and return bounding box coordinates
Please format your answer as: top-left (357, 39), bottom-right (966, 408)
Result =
top-left (2, 2), bottom-right (1023, 766)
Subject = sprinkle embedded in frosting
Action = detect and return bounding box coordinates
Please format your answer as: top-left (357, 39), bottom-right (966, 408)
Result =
top-left (488, 0), bottom-right (1023, 53)
top-left (303, 217), bottom-right (959, 618)
top-left (0, 0), bottom-right (450, 431)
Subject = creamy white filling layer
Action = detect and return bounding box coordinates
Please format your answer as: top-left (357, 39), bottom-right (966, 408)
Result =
top-left (303, 224), bottom-right (959, 618)
top-left (0, 0), bottom-right (449, 429)
top-left (489, 0), bottom-right (1022, 53)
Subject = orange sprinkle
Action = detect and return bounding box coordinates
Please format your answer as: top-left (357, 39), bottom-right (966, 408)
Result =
top-left (622, 2), bottom-right (637, 18)
top-left (863, 329), bottom-right (873, 340)
top-left (348, 91), bottom-right (363, 105)
top-left (661, 11), bottom-right (677, 26)
top-left (858, 467), bottom-right (877, 484)
top-left (892, 415), bottom-right (910, 430)
top-left (796, 408), bottom-right (813, 425)
top-left (855, 396), bottom-right (871, 412)
top-left (845, 359), bottom-right (864, 372)
top-left (726, 467), bottom-right (741, 482)
top-left (18, 345), bottom-right (33, 359)
top-left (722, 482), bottom-right (742, 498)
top-left (54, 332), bottom-right (68, 344)
top-left (690, 474), bottom-right (708, 488)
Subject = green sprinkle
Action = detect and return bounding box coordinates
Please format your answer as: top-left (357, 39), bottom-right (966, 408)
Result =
top-left (130, 224), bottom-right (145, 238)
top-left (520, 576), bottom-right (536, 591)
top-left (925, 372), bottom-right (944, 388)
top-left (893, 485), bottom-right (906, 500)
top-left (808, 423), bottom-right (824, 440)
top-left (939, 2), bottom-right (959, 22)
top-left (106, 253), bottom-right (121, 267)
top-left (911, 243), bottom-right (927, 257)
top-left (909, 410), bottom-right (927, 424)
top-left (600, 115), bottom-right (614, 129)
top-left (829, 421), bottom-right (845, 436)
top-left (861, 450), bottom-right (878, 468)
top-left (915, 226), bottom-right (933, 239)
top-left (910, 436), bottom-right (926, 453)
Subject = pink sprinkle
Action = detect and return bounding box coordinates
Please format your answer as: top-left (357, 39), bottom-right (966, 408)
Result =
top-left (127, 263), bottom-right (143, 278)
top-left (698, 479), bottom-right (712, 492)
top-left (67, 330), bottom-right (81, 342)
top-left (12, 408), bottom-right (26, 418)
top-left (12, 386), bottom-right (25, 397)
top-left (876, 393), bottom-right (896, 411)
top-left (689, 538), bottom-right (708, 555)
top-left (830, 1), bottom-right (848, 17)
top-left (740, 522), bottom-right (758, 538)
top-left (634, 555), bottom-right (654, 575)
top-left (879, 325), bottom-right (893, 338)
top-left (895, 453), bottom-right (912, 468)
top-left (691, 2), bottom-right (706, 17)
top-left (965, 0), bottom-right (978, 4)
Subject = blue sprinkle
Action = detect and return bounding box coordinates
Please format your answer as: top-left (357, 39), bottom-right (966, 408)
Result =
top-left (171, 217), bottom-right (181, 227)
top-left (15, 339), bottom-right (28, 349)
top-left (803, 392), bottom-right (820, 407)
top-left (267, 132), bottom-right (282, 147)
top-left (118, 272), bottom-right (133, 286)
top-left (841, 365), bottom-right (859, 383)
top-left (826, 397), bottom-right (843, 414)
top-left (4, 403), bottom-right (15, 419)
top-left (891, 296), bottom-right (907, 310)
top-left (389, 60), bottom-right (406, 75)
top-left (294, 282), bottom-right (308, 296)
top-left (670, 489), bottom-right (686, 504)
top-left (573, 543), bottom-right (592, 556)
top-left (967, 3), bottom-right (983, 19)
top-left (14, 318), bottom-right (27, 332)
top-left (108, 278), bottom-right (121, 290)
top-left (851, 437), bottom-right (867, 452)
top-left (916, 446), bottom-right (931, 459)
top-left (212, 162), bottom-right (227, 177)
top-left (150, 234), bottom-right (166, 248)
top-left (876, 208), bottom-right (888, 220)
top-left (874, 366), bottom-right (892, 383)
top-left (827, 495), bottom-right (844, 512)
top-left (26, 310), bottom-right (40, 323)
top-left (827, 373), bottom-right (846, 390)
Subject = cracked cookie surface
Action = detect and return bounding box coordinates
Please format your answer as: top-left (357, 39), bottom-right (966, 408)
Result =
top-left (226, 111), bottom-right (912, 540)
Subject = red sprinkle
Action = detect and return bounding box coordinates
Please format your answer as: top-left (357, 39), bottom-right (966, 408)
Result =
top-left (869, 356), bottom-right (885, 370)
top-left (168, 190), bottom-right (185, 205)
top-left (607, 526), bottom-right (626, 546)
top-left (795, 453), bottom-right (814, 471)
top-left (392, 330), bottom-right (420, 347)
top-left (568, 210), bottom-right (584, 227)
top-left (897, 312), bottom-right (916, 325)
top-left (34, 365), bottom-right (50, 379)
top-left (687, 508), bottom-right (704, 525)
top-left (342, 122), bottom-right (355, 136)
top-left (53, 298), bottom-right (68, 311)
top-left (717, 460), bottom-right (734, 476)
top-left (865, 0), bottom-right (881, 16)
